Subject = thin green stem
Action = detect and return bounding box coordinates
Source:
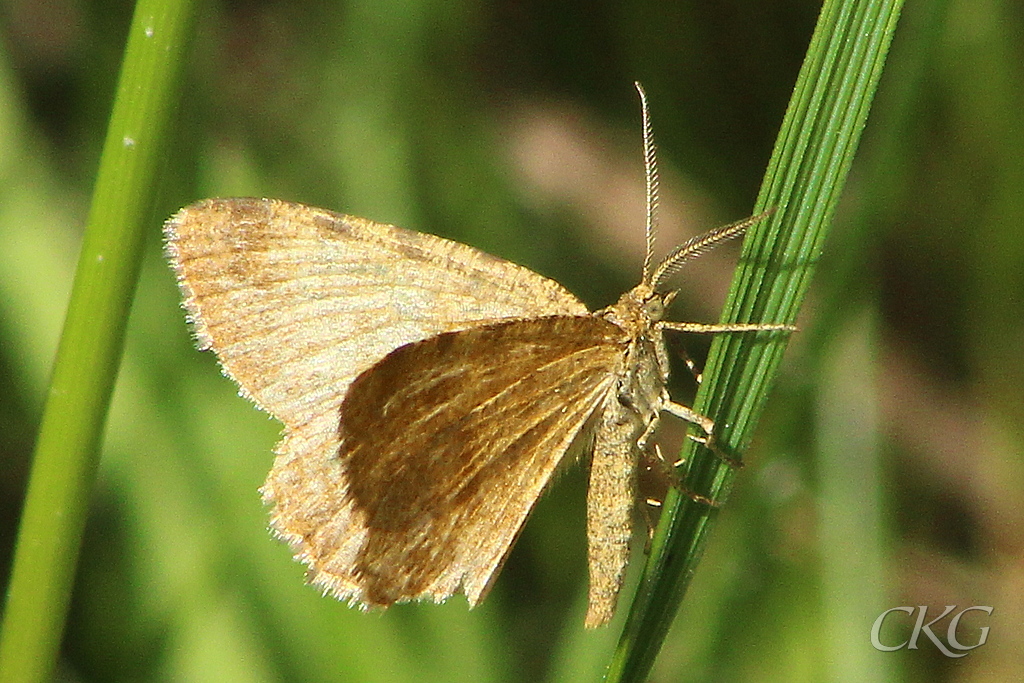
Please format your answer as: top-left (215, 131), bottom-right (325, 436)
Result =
top-left (0, 1), bottom-right (196, 681)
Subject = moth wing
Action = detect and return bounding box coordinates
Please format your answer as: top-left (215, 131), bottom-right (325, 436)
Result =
top-left (263, 316), bottom-right (628, 609)
top-left (164, 197), bottom-right (589, 427)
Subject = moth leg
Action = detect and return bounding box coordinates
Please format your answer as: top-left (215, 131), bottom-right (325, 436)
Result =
top-left (676, 485), bottom-right (723, 509)
top-left (637, 443), bottom-right (670, 551)
top-left (634, 440), bottom-right (709, 515)
top-left (669, 336), bottom-right (704, 385)
top-left (636, 411), bottom-right (660, 451)
top-left (644, 443), bottom-right (722, 513)
top-left (641, 499), bottom-right (661, 552)
top-left (661, 320), bottom-right (794, 382)
top-left (661, 399), bottom-right (743, 470)
top-left (644, 440), bottom-right (678, 483)
top-left (662, 398), bottom-right (714, 435)
top-left (661, 321), bottom-right (796, 334)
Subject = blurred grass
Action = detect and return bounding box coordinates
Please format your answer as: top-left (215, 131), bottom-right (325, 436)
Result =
top-left (2, 0), bottom-right (1023, 681)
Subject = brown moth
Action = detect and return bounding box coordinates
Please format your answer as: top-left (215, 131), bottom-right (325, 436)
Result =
top-left (164, 83), bottom-right (791, 628)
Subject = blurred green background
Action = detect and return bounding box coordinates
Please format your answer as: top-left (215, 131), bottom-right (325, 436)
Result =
top-left (2, 0), bottom-right (1022, 681)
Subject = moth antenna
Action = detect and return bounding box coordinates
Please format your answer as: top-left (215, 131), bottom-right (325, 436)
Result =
top-left (651, 207), bottom-right (775, 289)
top-left (635, 82), bottom-right (659, 285)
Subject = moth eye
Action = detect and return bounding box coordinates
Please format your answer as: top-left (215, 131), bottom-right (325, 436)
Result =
top-left (643, 298), bottom-right (664, 320)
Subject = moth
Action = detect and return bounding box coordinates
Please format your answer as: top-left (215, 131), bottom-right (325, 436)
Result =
top-left (164, 83), bottom-right (791, 628)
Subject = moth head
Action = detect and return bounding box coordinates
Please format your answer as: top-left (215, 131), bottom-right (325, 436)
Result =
top-left (603, 283), bottom-right (676, 334)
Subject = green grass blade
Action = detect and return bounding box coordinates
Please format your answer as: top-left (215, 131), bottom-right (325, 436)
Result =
top-left (0, 1), bottom-right (196, 681)
top-left (604, 0), bottom-right (906, 680)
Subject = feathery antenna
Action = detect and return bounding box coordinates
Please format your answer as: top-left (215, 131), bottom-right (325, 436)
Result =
top-left (635, 82), bottom-right (660, 285)
top-left (651, 209), bottom-right (775, 289)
